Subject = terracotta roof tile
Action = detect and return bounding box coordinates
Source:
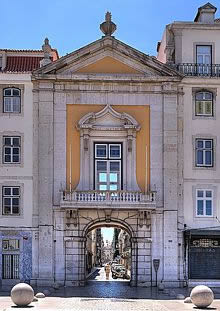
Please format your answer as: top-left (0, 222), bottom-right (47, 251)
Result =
top-left (3, 56), bottom-right (53, 72)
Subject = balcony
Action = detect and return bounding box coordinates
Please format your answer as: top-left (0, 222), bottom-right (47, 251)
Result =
top-left (60, 190), bottom-right (156, 210)
top-left (177, 63), bottom-right (220, 77)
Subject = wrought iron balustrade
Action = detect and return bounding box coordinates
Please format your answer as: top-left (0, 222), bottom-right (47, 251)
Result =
top-left (61, 190), bottom-right (156, 207)
top-left (177, 63), bottom-right (220, 77)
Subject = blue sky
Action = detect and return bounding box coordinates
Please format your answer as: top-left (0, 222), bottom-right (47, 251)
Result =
top-left (2, 0), bottom-right (220, 57)
top-left (102, 228), bottom-right (114, 243)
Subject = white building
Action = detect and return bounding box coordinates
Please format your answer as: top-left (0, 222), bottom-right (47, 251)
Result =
top-left (0, 44), bottom-right (58, 286)
top-left (158, 2), bottom-right (220, 286)
top-left (1, 3), bottom-right (220, 289)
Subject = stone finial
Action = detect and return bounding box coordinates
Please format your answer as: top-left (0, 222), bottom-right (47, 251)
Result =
top-left (100, 12), bottom-right (117, 36)
top-left (40, 37), bottom-right (52, 67)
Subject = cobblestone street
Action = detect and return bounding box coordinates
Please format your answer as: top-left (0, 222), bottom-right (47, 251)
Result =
top-left (1, 269), bottom-right (220, 311)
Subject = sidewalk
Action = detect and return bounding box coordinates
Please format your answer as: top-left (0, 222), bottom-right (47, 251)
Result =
top-left (1, 296), bottom-right (220, 311)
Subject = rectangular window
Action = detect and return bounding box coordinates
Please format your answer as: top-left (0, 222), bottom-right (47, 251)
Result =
top-left (195, 92), bottom-right (213, 117)
top-left (196, 45), bottom-right (212, 75)
top-left (3, 136), bottom-right (20, 164)
top-left (94, 143), bottom-right (122, 191)
top-left (2, 239), bottom-right (19, 251)
top-left (196, 189), bottom-right (213, 216)
top-left (2, 186), bottom-right (20, 215)
top-left (3, 88), bottom-right (21, 113)
top-left (196, 46), bottom-right (212, 64)
top-left (195, 139), bottom-right (213, 167)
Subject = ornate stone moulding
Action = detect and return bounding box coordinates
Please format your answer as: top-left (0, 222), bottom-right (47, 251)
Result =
top-left (77, 104), bottom-right (141, 133)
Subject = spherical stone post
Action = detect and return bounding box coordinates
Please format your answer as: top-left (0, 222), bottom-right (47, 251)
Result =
top-left (11, 283), bottom-right (34, 306)
top-left (190, 285), bottom-right (214, 308)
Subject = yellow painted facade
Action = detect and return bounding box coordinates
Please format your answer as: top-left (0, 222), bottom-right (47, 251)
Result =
top-left (76, 56), bottom-right (141, 74)
top-left (66, 104), bottom-right (150, 192)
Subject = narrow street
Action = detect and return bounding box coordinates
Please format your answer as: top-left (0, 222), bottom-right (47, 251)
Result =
top-left (87, 266), bottom-right (130, 282)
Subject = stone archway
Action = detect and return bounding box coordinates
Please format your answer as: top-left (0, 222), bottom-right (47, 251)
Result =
top-left (63, 209), bottom-right (152, 287)
top-left (83, 218), bottom-right (136, 285)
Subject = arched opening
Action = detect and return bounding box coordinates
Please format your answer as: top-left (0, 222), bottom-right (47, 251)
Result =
top-left (83, 220), bottom-right (136, 286)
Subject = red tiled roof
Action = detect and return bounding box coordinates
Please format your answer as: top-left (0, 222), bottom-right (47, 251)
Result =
top-left (3, 56), bottom-right (50, 72)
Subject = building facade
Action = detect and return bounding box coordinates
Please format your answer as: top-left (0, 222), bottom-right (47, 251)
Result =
top-left (31, 12), bottom-right (182, 288)
top-left (158, 2), bottom-right (220, 286)
top-left (0, 44), bottom-right (58, 286)
top-left (1, 3), bottom-right (219, 289)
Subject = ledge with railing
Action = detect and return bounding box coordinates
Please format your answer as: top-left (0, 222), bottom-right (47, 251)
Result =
top-left (60, 190), bottom-right (156, 209)
top-left (177, 63), bottom-right (220, 77)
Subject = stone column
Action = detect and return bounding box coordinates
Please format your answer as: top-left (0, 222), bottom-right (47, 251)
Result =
top-left (37, 83), bottom-right (54, 286)
top-left (162, 84), bottom-right (179, 287)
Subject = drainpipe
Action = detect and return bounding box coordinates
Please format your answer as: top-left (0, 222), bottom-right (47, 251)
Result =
top-left (136, 238), bottom-right (138, 287)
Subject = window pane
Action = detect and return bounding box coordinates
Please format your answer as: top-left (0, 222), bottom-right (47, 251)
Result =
top-left (110, 145), bottom-right (120, 158)
top-left (4, 98), bottom-right (12, 112)
top-left (110, 173), bottom-right (118, 182)
top-left (196, 92), bottom-right (204, 100)
top-left (5, 147), bottom-right (11, 155)
top-left (206, 200), bottom-right (212, 216)
top-left (4, 137), bottom-right (11, 145)
top-left (13, 138), bottom-right (20, 146)
top-left (99, 173), bottom-right (107, 182)
top-left (197, 150), bottom-right (203, 165)
top-left (12, 188), bottom-right (19, 196)
top-left (13, 98), bottom-right (20, 113)
top-left (197, 190), bottom-right (204, 198)
top-left (12, 205), bottom-right (19, 214)
top-left (99, 185), bottom-right (107, 191)
top-left (110, 185), bottom-right (117, 191)
top-left (8, 240), bottom-right (19, 250)
top-left (205, 151), bottom-right (212, 165)
top-left (13, 155), bottom-right (19, 163)
top-left (197, 55), bottom-right (203, 64)
top-left (205, 92), bottom-right (212, 100)
top-left (205, 55), bottom-right (211, 64)
top-left (12, 198), bottom-right (19, 206)
top-left (196, 101), bottom-right (203, 115)
top-left (96, 145), bottom-right (107, 158)
top-left (4, 89), bottom-right (11, 96)
top-left (3, 206), bottom-right (11, 214)
top-left (197, 140), bottom-right (203, 148)
top-left (4, 188), bottom-right (11, 195)
top-left (13, 147), bottom-right (19, 155)
top-left (197, 46), bottom-right (211, 54)
top-left (110, 161), bottom-right (120, 172)
top-left (2, 240), bottom-right (9, 250)
top-left (4, 198), bottom-right (11, 205)
top-left (205, 102), bottom-right (212, 115)
top-left (197, 200), bottom-right (204, 215)
top-left (206, 191), bottom-right (212, 198)
top-left (13, 89), bottom-right (20, 96)
top-left (205, 140), bottom-right (212, 149)
top-left (4, 155), bottom-right (11, 163)
top-left (97, 161), bottom-right (107, 171)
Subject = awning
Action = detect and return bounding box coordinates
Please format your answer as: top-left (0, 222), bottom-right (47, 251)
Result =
top-left (184, 229), bottom-right (220, 237)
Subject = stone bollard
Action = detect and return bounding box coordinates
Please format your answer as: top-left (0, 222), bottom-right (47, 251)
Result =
top-left (190, 285), bottom-right (214, 308)
top-left (184, 296), bottom-right (192, 303)
top-left (36, 292), bottom-right (45, 298)
top-left (11, 283), bottom-right (34, 307)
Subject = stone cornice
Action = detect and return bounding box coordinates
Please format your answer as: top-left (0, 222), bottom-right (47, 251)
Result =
top-left (32, 73), bottom-right (182, 83)
top-left (170, 22), bottom-right (220, 31)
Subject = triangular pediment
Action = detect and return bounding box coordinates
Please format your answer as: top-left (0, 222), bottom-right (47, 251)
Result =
top-left (34, 36), bottom-right (180, 77)
top-left (75, 56), bottom-right (141, 74)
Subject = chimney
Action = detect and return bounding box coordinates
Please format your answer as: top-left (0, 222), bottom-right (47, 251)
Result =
top-left (194, 2), bottom-right (217, 24)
